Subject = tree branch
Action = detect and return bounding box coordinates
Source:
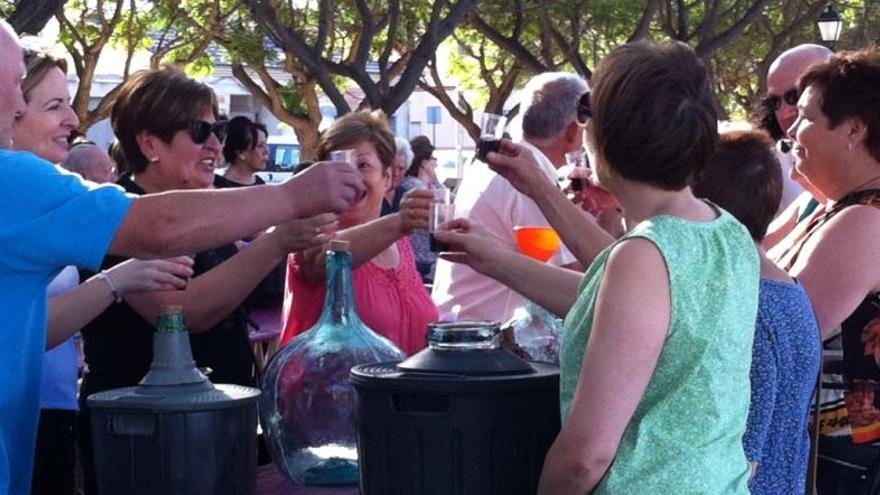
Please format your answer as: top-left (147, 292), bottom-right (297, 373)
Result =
top-left (628, 0), bottom-right (661, 42)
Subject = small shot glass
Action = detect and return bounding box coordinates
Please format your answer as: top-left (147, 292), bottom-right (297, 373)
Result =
top-left (564, 150), bottom-right (590, 192)
top-left (428, 188), bottom-right (454, 252)
top-left (477, 113), bottom-right (507, 162)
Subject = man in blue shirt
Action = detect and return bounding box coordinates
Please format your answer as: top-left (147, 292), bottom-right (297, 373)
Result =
top-left (0, 19), bottom-right (364, 494)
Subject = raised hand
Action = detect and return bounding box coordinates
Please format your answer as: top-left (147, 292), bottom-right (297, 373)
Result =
top-left (286, 161), bottom-right (366, 216)
top-left (485, 139), bottom-right (548, 198)
top-left (397, 188), bottom-right (433, 235)
top-left (268, 213), bottom-right (339, 254)
top-left (570, 169), bottom-right (621, 217)
top-left (107, 256), bottom-right (194, 295)
top-left (433, 218), bottom-right (505, 277)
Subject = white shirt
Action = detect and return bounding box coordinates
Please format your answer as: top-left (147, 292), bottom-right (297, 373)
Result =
top-left (432, 141), bottom-right (576, 323)
top-left (776, 146), bottom-right (804, 215)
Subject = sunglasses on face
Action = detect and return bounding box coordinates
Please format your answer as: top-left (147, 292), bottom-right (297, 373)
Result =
top-left (761, 88), bottom-right (799, 113)
top-left (185, 120), bottom-right (226, 145)
top-left (577, 92), bottom-right (592, 124)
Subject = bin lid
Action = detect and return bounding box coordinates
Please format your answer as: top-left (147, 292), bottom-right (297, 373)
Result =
top-left (87, 383), bottom-right (260, 412)
top-left (397, 320), bottom-right (534, 376)
top-left (86, 320), bottom-right (260, 411)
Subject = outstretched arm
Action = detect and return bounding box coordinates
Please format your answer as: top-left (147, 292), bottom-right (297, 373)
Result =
top-left (124, 213), bottom-right (337, 332)
top-left (108, 161), bottom-right (364, 259)
top-left (435, 219), bottom-right (581, 317)
top-left (487, 141), bottom-right (615, 267)
top-left (46, 257), bottom-right (193, 348)
top-left (298, 188), bottom-right (433, 282)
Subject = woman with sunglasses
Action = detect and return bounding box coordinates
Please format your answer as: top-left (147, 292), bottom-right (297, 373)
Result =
top-left (75, 68), bottom-right (336, 494)
top-left (437, 42), bottom-right (760, 494)
top-left (766, 48), bottom-right (880, 494)
top-left (11, 51), bottom-right (194, 495)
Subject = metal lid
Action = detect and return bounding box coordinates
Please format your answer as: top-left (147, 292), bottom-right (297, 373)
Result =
top-left (395, 321), bottom-right (534, 376)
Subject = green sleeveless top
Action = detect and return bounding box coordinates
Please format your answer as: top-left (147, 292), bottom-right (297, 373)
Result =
top-left (561, 205), bottom-right (760, 494)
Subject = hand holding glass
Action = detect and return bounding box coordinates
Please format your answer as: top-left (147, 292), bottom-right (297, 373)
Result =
top-left (477, 113), bottom-right (507, 162)
top-left (564, 150), bottom-right (589, 192)
top-left (429, 188), bottom-right (454, 252)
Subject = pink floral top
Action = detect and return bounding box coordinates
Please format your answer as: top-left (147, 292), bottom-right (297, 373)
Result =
top-left (280, 238), bottom-right (437, 355)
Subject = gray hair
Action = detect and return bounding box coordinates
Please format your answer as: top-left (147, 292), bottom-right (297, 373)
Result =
top-left (520, 72), bottom-right (589, 141)
top-left (394, 137), bottom-right (413, 167)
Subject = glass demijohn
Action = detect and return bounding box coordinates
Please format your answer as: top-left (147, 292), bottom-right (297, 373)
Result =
top-left (260, 240), bottom-right (406, 486)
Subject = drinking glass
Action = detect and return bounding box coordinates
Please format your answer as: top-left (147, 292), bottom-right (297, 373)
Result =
top-left (429, 188), bottom-right (454, 252)
top-left (564, 150), bottom-right (589, 192)
top-left (477, 113), bottom-right (507, 162)
top-left (330, 149), bottom-right (357, 167)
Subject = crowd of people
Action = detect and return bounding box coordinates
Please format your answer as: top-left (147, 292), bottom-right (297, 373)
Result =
top-left (3, 11), bottom-right (880, 495)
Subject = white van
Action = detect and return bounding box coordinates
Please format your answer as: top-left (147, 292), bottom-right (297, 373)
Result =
top-left (258, 134), bottom-right (301, 184)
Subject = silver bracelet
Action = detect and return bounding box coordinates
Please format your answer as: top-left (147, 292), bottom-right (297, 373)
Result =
top-left (96, 271), bottom-right (123, 303)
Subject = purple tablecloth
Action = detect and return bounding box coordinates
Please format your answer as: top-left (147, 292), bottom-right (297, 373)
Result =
top-left (256, 465), bottom-right (359, 495)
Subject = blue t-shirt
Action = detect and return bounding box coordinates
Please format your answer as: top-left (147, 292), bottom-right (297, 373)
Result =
top-left (744, 279), bottom-right (821, 495)
top-left (0, 150), bottom-right (132, 494)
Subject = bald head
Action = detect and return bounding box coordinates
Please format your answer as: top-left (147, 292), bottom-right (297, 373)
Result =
top-left (767, 44), bottom-right (834, 132)
top-left (62, 144), bottom-right (117, 183)
top-left (0, 19), bottom-right (26, 149)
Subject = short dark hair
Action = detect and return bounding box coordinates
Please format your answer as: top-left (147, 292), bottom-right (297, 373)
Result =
top-left (590, 41), bottom-right (717, 190)
top-left (799, 48), bottom-right (880, 163)
top-left (110, 68), bottom-right (218, 174)
top-left (407, 135), bottom-right (434, 177)
top-left (317, 111), bottom-right (395, 171)
top-left (692, 130), bottom-right (782, 241)
top-left (223, 116), bottom-right (268, 164)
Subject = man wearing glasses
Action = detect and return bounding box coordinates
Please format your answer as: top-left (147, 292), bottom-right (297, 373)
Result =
top-left (762, 44), bottom-right (832, 211)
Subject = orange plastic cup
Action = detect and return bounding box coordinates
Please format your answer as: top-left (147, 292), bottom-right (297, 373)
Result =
top-left (514, 226), bottom-right (561, 262)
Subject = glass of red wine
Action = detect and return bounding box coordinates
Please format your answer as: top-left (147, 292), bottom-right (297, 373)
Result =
top-left (564, 150), bottom-right (589, 192)
top-left (477, 113), bottom-right (507, 162)
top-left (428, 188), bottom-right (454, 252)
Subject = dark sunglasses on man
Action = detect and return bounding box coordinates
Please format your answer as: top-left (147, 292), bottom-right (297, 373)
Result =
top-left (761, 88), bottom-right (799, 113)
top-left (186, 120), bottom-right (227, 145)
top-left (577, 92), bottom-right (592, 124)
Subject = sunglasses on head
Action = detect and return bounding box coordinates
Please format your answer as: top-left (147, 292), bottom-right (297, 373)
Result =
top-left (185, 120), bottom-right (226, 145)
top-left (761, 88), bottom-right (799, 113)
top-left (577, 92), bottom-right (592, 124)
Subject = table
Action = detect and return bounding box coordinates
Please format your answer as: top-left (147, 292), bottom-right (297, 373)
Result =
top-left (256, 464), bottom-right (359, 495)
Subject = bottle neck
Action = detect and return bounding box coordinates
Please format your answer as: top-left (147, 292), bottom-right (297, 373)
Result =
top-left (157, 311), bottom-right (187, 333)
top-left (318, 249), bottom-right (360, 326)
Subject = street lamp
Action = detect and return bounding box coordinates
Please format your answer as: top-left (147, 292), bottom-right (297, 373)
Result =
top-left (817, 4), bottom-right (844, 45)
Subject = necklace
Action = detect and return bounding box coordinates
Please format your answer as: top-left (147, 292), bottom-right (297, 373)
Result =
top-left (836, 173), bottom-right (880, 203)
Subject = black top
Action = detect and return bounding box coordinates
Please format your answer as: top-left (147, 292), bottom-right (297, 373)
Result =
top-left (79, 174), bottom-right (256, 405)
top-left (213, 173), bottom-right (265, 189)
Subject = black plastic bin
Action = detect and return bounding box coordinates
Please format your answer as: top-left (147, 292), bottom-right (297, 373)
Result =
top-left (87, 309), bottom-right (260, 495)
top-left (351, 321), bottom-right (561, 495)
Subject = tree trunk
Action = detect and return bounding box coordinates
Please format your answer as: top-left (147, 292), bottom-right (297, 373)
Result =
top-left (293, 124), bottom-right (321, 163)
top-left (9, 0), bottom-right (68, 34)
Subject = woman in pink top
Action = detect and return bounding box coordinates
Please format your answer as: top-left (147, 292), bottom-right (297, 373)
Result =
top-left (281, 111), bottom-right (438, 355)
